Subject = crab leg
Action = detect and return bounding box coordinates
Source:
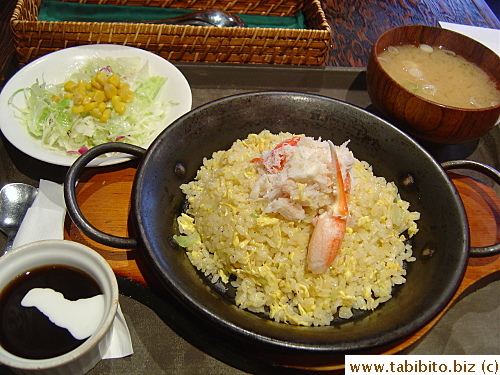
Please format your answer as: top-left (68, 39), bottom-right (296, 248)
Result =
top-left (307, 141), bottom-right (349, 274)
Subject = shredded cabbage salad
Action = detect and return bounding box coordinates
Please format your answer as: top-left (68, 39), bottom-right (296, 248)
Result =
top-left (9, 56), bottom-right (174, 155)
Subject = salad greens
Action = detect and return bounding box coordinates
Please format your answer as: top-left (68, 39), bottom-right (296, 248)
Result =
top-left (9, 56), bottom-right (173, 155)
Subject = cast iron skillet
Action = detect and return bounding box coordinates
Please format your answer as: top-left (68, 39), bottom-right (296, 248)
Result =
top-left (64, 92), bottom-right (500, 367)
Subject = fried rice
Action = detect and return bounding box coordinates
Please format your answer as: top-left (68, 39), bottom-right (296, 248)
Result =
top-left (174, 130), bottom-right (420, 326)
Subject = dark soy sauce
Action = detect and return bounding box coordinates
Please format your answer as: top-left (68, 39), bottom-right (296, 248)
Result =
top-left (0, 265), bottom-right (102, 359)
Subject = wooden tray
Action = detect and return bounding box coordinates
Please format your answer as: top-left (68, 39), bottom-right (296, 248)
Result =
top-left (63, 163), bottom-right (499, 368)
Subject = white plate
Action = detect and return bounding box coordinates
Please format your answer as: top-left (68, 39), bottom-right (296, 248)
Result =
top-left (0, 45), bottom-right (192, 167)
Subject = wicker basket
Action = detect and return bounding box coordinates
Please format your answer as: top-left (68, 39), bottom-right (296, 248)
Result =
top-left (10, 0), bottom-right (331, 65)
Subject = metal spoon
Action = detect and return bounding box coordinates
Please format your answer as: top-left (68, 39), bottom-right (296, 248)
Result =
top-left (140, 9), bottom-right (246, 27)
top-left (0, 183), bottom-right (38, 254)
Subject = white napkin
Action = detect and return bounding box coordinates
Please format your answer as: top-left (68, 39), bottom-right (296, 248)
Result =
top-left (12, 179), bottom-right (134, 360)
top-left (439, 22), bottom-right (500, 56)
top-left (12, 179), bottom-right (66, 249)
top-left (105, 304), bottom-right (134, 359)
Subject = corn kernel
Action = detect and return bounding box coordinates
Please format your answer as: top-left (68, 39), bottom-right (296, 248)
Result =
top-left (63, 80), bottom-right (78, 92)
top-left (71, 105), bottom-right (85, 114)
top-left (100, 109), bottom-right (111, 123)
top-left (120, 90), bottom-right (134, 103)
top-left (98, 102), bottom-right (106, 113)
top-left (51, 95), bottom-right (61, 103)
top-left (104, 83), bottom-right (118, 100)
top-left (78, 80), bottom-right (87, 91)
top-left (93, 90), bottom-right (106, 103)
top-left (84, 102), bottom-right (98, 112)
top-left (118, 87), bottom-right (128, 96)
top-left (91, 77), bottom-right (103, 90)
top-left (114, 102), bottom-right (127, 115)
top-left (73, 92), bottom-right (85, 105)
top-left (95, 72), bottom-right (107, 87)
top-left (111, 95), bottom-right (121, 107)
top-left (90, 107), bottom-right (102, 118)
top-left (82, 95), bottom-right (91, 105)
top-left (119, 82), bottom-right (130, 91)
top-left (108, 74), bottom-right (121, 88)
top-left (64, 93), bottom-right (73, 100)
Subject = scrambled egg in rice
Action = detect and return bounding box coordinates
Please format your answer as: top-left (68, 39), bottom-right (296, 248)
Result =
top-left (174, 130), bottom-right (419, 326)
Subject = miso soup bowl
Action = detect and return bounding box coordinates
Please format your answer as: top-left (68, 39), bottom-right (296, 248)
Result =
top-left (366, 25), bottom-right (500, 144)
top-left (0, 240), bottom-right (119, 375)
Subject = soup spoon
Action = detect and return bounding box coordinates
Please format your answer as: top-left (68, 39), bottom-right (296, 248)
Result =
top-left (0, 183), bottom-right (38, 254)
top-left (139, 9), bottom-right (247, 27)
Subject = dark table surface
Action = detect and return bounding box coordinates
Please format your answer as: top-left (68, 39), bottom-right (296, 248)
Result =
top-left (322, 0), bottom-right (499, 66)
top-left (0, 1), bottom-right (499, 374)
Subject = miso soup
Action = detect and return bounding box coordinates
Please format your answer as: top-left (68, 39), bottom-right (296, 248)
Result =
top-left (378, 43), bottom-right (500, 109)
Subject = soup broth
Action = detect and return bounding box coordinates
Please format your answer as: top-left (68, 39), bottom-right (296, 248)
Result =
top-left (378, 43), bottom-right (500, 109)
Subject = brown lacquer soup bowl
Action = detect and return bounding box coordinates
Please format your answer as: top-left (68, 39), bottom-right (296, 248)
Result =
top-left (64, 92), bottom-right (500, 369)
top-left (366, 25), bottom-right (500, 145)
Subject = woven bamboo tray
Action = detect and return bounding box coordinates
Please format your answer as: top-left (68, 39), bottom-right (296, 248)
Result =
top-left (10, 0), bottom-right (331, 65)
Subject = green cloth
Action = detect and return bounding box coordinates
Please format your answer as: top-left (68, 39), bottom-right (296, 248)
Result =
top-left (38, 0), bottom-right (305, 29)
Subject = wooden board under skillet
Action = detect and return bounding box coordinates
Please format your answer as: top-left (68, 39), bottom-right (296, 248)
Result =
top-left (63, 161), bottom-right (500, 370)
